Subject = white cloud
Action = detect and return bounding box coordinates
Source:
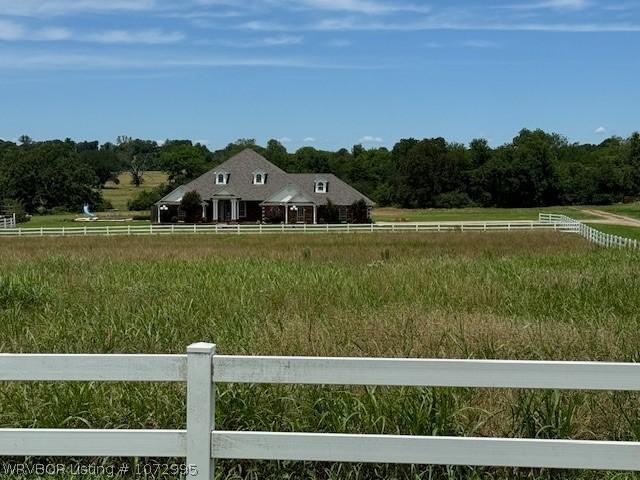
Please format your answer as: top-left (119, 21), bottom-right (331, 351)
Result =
top-left (0, 51), bottom-right (352, 70)
top-left (0, 0), bottom-right (156, 16)
top-left (326, 38), bottom-right (352, 47)
top-left (426, 39), bottom-right (500, 49)
top-left (0, 20), bottom-right (72, 41)
top-left (359, 135), bottom-right (383, 143)
top-left (0, 20), bottom-right (25, 40)
top-left (284, 0), bottom-right (430, 15)
top-left (595, 126), bottom-right (607, 134)
top-left (459, 39), bottom-right (500, 48)
top-left (0, 21), bottom-right (183, 44)
top-left (214, 35), bottom-right (303, 48)
top-left (240, 11), bottom-right (640, 33)
top-left (84, 29), bottom-right (185, 44)
top-left (504, 0), bottom-right (590, 10)
top-left (303, 137), bottom-right (317, 142)
top-left (279, 137), bottom-right (293, 143)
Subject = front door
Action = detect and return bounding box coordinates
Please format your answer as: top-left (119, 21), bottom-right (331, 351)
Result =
top-left (219, 200), bottom-right (231, 222)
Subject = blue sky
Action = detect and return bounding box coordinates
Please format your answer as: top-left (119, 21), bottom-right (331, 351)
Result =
top-left (0, 0), bottom-right (638, 150)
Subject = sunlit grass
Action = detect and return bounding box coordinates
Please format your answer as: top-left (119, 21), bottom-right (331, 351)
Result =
top-left (1, 232), bottom-right (639, 479)
top-left (372, 206), bottom-right (596, 223)
top-left (102, 171), bottom-right (168, 211)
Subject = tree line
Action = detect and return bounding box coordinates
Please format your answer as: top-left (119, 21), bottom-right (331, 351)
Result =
top-left (1, 129), bottom-right (638, 216)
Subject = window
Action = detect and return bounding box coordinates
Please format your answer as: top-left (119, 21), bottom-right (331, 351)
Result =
top-left (215, 172), bottom-right (228, 185)
top-left (253, 172), bottom-right (266, 185)
top-left (297, 207), bottom-right (305, 223)
top-left (315, 181), bottom-right (326, 193)
top-left (339, 207), bottom-right (347, 223)
top-left (239, 201), bottom-right (246, 218)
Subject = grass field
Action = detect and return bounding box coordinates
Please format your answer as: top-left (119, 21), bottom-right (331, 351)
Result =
top-left (1, 232), bottom-right (640, 479)
top-left (586, 224), bottom-right (640, 240)
top-left (372, 206), bottom-right (597, 223)
top-left (103, 171), bottom-right (168, 211)
top-left (595, 203), bottom-right (640, 221)
top-left (22, 212), bottom-right (152, 229)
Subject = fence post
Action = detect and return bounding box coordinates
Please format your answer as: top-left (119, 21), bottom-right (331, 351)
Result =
top-left (187, 342), bottom-right (216, 480)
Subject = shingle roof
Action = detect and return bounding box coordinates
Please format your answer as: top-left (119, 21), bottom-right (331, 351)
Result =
top-left (158, 149), bottom-right (375, 206)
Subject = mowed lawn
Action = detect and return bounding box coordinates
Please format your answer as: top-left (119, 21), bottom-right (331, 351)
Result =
top-left (1, 233), bottom-right (640, 479)
top-left (595, 202), bottom-right (640, 221)
top-left (372, 206), bottom-right (597, 222)
top-left (588, 224), bottom-right (640, 240)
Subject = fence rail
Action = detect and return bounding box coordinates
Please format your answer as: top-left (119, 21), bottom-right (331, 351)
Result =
top-left (539, 213), bottom-right (639, 250)
top-left (2, 344), bottom-right (640, 477)
top-left (0, 220), bottom-right (564, 238)
top-left (0, 214), bottom-right (16, 229)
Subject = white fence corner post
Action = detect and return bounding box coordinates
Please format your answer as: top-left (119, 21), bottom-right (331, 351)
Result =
top-left (187, 342), bottom-right (216, 480)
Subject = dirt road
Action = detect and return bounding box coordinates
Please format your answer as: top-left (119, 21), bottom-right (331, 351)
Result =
top-left (581, 209), bottom-right (640, 227)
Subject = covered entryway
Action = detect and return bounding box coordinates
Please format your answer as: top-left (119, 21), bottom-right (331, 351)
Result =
top-left (210, 192), bottom-right (241, 223)
top-left (261, 186), bottom-right (317, 224)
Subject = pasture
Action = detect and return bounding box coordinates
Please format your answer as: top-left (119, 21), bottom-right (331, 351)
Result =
top-left (102, 171), bottom-right (168, 211)
top-left (371, 206), bottom-right (597, 223)
top-left (1, 232), bottom-right (640, 479)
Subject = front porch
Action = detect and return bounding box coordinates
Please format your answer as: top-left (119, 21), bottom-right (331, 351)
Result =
top-left (261, 204), bottom-right (318, 224)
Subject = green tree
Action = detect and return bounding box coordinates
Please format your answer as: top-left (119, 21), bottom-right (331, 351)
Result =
top-left (160, 141), bottom-right (210, 185)
top-left (116, 136), bottom-right (158, 187)
top-left (264, 139), bottom-right (290, 170)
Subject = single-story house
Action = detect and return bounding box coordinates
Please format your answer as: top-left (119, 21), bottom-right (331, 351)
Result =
top-left (153, 149), bottom-right (375, 224)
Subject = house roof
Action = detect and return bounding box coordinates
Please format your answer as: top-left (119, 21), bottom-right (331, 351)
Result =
top-left (158, 149), bottom-right (375, 206)
top-left (262, 185), bottom-right (315, 205)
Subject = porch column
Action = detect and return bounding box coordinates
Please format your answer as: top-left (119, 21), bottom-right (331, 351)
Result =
top-left (202, 204), bottom-right (207, 222)
top-left (212, 199), bottom-right (219, 222)
top-left (231, 199), bottom-right (238, 221)
top-left (284, 204), bottom-right (288, 224)
top-left (313, 205), bottom-right (317, 224)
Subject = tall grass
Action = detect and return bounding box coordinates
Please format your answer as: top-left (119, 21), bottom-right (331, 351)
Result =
top-left (0, 232), bottom-right (639, 479)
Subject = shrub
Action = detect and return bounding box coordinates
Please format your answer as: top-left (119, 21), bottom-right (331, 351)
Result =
top-left (128, 189), bottom-right (163, 211)
top-left (1, 198), bottom-right (28, 223)
top-left (180, 190), bottom-right (202, 223)
top-left (324, 199), bottom-right (339, 223)
top-left (351, 198), bottom-right (370, 224)
top-left (128, 184), bottom-right (172, 211)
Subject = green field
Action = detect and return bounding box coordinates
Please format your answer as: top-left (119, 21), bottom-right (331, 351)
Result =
top-left (22, 212), bottom-right (151, 229)
top-left (18, 171), bottom-right (167, 228)
top-left (1, 232), bottom-right (640, 479)
top-left (586, 224), bottom-right (640, 240)
top-left (103, 170), bottom-right (168, 211)
top-left (372, 206), bottom-right (597, 222)
top-left (594, 203), bottom-right (640, 221)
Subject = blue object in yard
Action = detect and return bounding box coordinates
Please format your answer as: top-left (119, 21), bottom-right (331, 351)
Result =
top-left (83, 203), bottom-right (96, 217)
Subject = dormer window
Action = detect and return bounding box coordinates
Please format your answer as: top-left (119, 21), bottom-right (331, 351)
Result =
top-left (215, 172), bottom-right (229, 185)
top-left (315, 179), bottom-right (328, 193)
top-left (253, 171), bottom-right (266, 185)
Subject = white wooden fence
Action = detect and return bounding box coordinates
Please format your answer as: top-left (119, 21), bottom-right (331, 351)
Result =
top-left (0, 214), bottom-right (16, 230)
top-left (2, 343), bottom-right (640, 477)
top-left (0, 220), bottom-right (564, 238)
top-left (539, 214), bottom-right (639, 250)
